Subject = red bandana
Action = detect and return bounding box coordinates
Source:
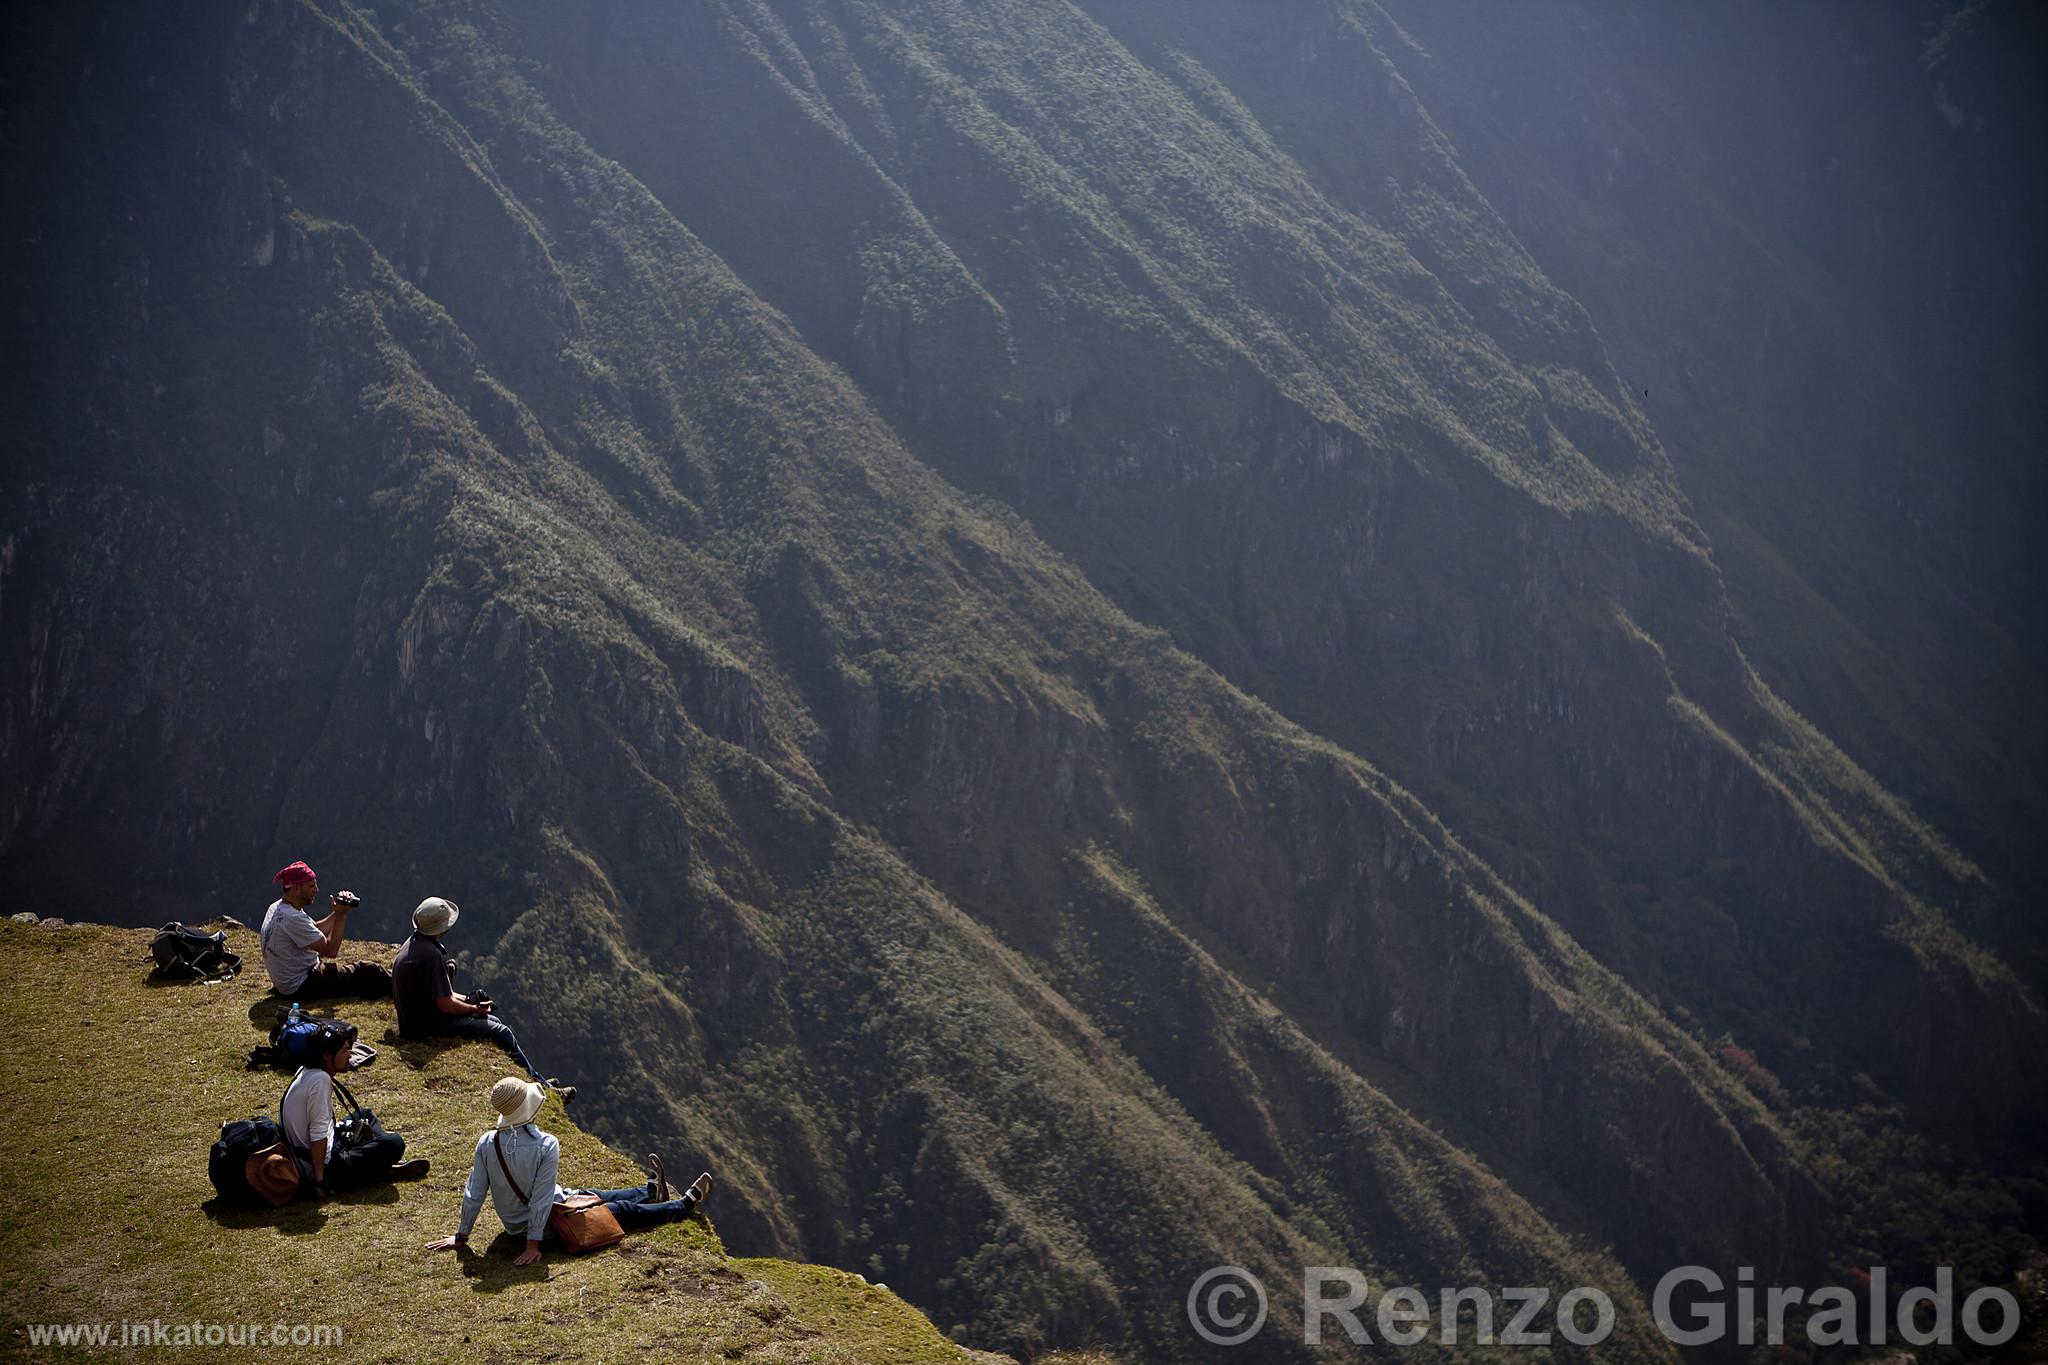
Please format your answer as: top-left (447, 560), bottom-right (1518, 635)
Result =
top-left (272, 861), bottom-right (317, 888)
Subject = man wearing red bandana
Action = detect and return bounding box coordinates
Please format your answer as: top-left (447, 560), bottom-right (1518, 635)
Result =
top-left (260, 860), bottom-right (392, 999)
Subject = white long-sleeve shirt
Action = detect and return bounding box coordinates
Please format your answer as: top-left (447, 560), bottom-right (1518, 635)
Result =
top-left (458, 1123), bottom-right (566, 1241)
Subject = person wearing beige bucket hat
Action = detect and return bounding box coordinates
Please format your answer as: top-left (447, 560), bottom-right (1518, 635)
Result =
top-left (392, 896), bottom-right (576, 1104)
top-left (424, 1077), bottom-right (713, 1265)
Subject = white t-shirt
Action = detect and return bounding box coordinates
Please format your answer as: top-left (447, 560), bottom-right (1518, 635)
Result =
top-left (281, 1067), bottom-right (335, 1152)
top-left (260, 898), bottom-right (325, 993)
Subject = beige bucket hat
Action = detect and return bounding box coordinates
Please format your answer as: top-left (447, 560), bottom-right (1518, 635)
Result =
top-left (490, 1075), bottom-right (546, 1128)
top-left (413, 896), bottom-right (461, 936)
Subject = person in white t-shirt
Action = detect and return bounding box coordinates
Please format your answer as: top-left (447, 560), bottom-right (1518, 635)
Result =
top-left (279, 1024), bottom-right (428, 1196)
top-left (260, 860), bottom-right (391, 999)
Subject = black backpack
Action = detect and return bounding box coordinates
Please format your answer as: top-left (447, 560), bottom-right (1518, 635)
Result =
top-left (327, 1075), bottom-right (388, 1151)
top-left (208, 1113), bottom-right (287, 1206)
top-left (149, 923), bottom-right (242, 982)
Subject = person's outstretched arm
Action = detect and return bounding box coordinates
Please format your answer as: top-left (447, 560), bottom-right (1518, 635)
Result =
top-left (426, 1137), bottom-right (492, 1252)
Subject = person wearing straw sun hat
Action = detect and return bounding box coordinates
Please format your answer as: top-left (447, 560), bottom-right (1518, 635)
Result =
top-left (392, 896), bottom-right (576, 1103)
top-left (424, 1077), bottom-right (713, 1266)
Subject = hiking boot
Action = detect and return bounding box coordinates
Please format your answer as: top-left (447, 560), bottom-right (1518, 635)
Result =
top-left (391, 1159), bottom-right (431, 1181)
top-left (648, 1152), bottom-right (670, 1203)
top-left (686, 1172), bottom-right (714, 1206)
top-left (546, 1078), bottom-right (577, 1104)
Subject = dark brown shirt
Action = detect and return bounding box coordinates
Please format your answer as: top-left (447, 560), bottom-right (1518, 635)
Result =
top-left (392, 932), bottom-right (453, 1038)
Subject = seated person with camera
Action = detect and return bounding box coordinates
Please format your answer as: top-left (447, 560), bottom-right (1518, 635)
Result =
top-left (260, 861), bottom-right (392, 999)
top-left (392, 897), bottom-right (576, 1103)
top-left (280, 1023), bottom-right (428, 1196)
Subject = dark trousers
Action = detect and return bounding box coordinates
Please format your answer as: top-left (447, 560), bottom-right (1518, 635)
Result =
top-left (546, 1180), bottom-right (701, 1238)
top-left (321, 1131), bottom-right (408, 1193)
top-left (290, 960), bottom-right (393, 1000)
top-left (438, 1013), bottom-right (543, 1080)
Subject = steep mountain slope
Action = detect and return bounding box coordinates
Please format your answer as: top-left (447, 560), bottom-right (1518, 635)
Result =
top-left (457, 0), bottom-right (2040, 1131)
top-left (1369, 0), bottom-right (2048, 969)
top-left (3, 2), bottom-right (2041, 1360)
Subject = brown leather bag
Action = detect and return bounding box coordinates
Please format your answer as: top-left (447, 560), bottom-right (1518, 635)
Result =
top-left (246, 1082), bottom-right (310, 1206)
top-left (493, 1132), bottom-right (625, 1253)
top-left (244, 1143), bottom-right (301, 1206)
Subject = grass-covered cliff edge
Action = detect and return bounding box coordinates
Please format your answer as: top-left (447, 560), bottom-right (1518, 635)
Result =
top-left (0, 918), bottom-right (1014, 1364)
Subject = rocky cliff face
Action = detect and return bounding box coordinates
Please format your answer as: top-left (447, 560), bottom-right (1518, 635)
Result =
top-left (4, 2), bottom-right (2041, 1360)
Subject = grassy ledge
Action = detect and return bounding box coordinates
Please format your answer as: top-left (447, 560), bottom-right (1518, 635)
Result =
top-left (0, 920), bottom-right (1002, 1364)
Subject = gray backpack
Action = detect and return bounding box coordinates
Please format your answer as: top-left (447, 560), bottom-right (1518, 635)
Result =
top-left (148, 923), bottom-right (242, 981)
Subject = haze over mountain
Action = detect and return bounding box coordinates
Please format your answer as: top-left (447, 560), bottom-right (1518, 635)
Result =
top-left (4, 2), bottom-right (2043, 1360)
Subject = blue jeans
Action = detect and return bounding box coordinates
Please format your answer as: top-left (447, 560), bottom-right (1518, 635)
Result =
top-left (438, 1013), bottom-right (543, 1080)
top-left (544, 1179), bottom-right (701, 1238)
